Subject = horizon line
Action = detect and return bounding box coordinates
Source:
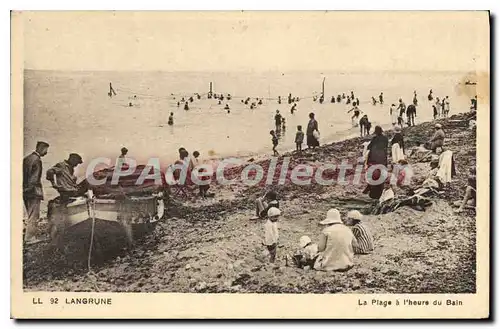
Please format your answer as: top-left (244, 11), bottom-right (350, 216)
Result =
top-left (23, 68), bottom-right (478, 74)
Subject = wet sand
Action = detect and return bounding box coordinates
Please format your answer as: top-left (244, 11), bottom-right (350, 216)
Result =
top-left (23, 111), bottom-right (477, 293)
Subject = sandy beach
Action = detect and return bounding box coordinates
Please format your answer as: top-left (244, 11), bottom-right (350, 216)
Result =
top-left (23, 109), bottom-right (477, 293)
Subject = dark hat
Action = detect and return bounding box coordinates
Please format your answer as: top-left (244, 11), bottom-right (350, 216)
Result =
top-left (265, 190), bottom-right (277, 201)
top-left (121, 147), bottom-right (128, 153)
top-left (36, 141), bottom-right (50, 148)
top-left (68, 153), bottom-right (83, 164)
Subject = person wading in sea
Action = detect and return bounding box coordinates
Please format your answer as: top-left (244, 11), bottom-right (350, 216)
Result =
top-left (108, 82), bottom-right (117, 97)
top-left (274, 110), bottom-right (282, 132)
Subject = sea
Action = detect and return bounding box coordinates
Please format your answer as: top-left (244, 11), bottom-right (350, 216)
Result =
top-left (23, 69), bottom-right (477, 202)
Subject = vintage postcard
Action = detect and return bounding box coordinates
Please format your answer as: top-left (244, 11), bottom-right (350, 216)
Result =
top-left (11, 11), bottom-right (490, 319)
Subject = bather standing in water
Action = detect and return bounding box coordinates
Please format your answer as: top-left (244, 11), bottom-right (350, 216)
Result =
top-left (390, 103), bottom-right (397, 125)
top-left (274, 110), bottom-right (282, 132)
top-left (347, 102), bottom-right (362, 126)
top-left (168, 112), bottom-right (174, 126)
top-left (397, 98), bottom-right (406, 117)
top-left (109, 82), bottom-right (117, 97)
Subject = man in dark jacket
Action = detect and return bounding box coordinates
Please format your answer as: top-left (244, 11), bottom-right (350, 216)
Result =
top-left (23, 141), bottom-right (49, 244)
top-left (406, 104), bottom-right (417, 126)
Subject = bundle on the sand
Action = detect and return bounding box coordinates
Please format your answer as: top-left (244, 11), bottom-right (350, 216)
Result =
top-left (369, 191), bottom-right (435, 215)
top-left (408, 146), bottom-right (433, 162)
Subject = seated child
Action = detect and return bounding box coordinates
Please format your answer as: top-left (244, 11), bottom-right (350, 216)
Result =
top-left (454, 167), bottom-right (476, 213)
top-left (291, 235), bottom-right (319, 268)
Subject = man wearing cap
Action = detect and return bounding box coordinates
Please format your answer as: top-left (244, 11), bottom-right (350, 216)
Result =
top-left (344, 210), bottom-right (374, 255)
top-left (23, 141), bottom-right (49, 244)
top-left (427, 123), bottom-right (445, 153)
top-left (313, 208), bottom-right (356, 272)
top-left (46, 153), bottom-right (85, 200)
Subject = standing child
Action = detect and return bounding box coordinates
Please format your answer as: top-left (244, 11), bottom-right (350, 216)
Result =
top-left (192, 151), bottom-right (200, 167)
top-left (198, 166), bottom-right (211, 198)
top-left (444, 96), bottom-right (450, 117)
top-left (397, 115), bottom-right (405, 127)
top-left (366, 120), bottom-right (372, 135)
top-left (433, 104), bottom-right (438, 119)
top-left (270, 130), bottom-right (279, 156)
top-left (264, 207), bottom-right (281, 263)
top-left (390, 104), bottom-right (397, 125)
top-left (295, 125), bottom-right (304, 152)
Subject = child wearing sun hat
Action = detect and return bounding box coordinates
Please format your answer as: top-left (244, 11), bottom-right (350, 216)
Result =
top-left (263, 207), bottom-right (281, 263)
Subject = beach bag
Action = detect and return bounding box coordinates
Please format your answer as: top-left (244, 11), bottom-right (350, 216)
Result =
top-left (313, 130), bottom-right (320, 141)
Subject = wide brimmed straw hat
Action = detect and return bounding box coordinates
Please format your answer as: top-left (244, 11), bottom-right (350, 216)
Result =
top-left (320, 208), bottom-right (342, 225)
top-left (267, 207), bottom-right (281, 218)
top-left (394, 125), bottom-right (402, 132)
top-left (347, 210), bottom-right (363, 221)
top-left (299, 235), bottom-right (312, 248)
top-left (435, 123), bottom-right (442, 128)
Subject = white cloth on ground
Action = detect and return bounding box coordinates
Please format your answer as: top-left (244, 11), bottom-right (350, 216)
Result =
top-left (436, 150), bottom-right (453, 184)
top-left (379, 188), bottom-right (395, 203)
top-left (391, 143), bottom-right (405, 163)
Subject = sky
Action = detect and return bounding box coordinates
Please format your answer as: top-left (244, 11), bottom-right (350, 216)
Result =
top-left (15, 11), bottom-right (489, 72)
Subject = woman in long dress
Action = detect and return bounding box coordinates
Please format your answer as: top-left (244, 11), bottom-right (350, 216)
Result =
top-left (306, 112), bottom-right (320, 149)
top-left (363, 126), bottom-right (389, 199)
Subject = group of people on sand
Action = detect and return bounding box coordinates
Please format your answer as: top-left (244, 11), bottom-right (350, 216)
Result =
top-left (253, 191), bottom-right (374, 271)
top-left (252, 105), bottom-right (478, 270)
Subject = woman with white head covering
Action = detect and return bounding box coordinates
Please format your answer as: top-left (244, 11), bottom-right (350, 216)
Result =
top-left (390, 125), bottom-right (405, 164)
top-left (344, 210), bottom-right (374, 255)
top-left (313, 209), bottom-right (356, 272)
